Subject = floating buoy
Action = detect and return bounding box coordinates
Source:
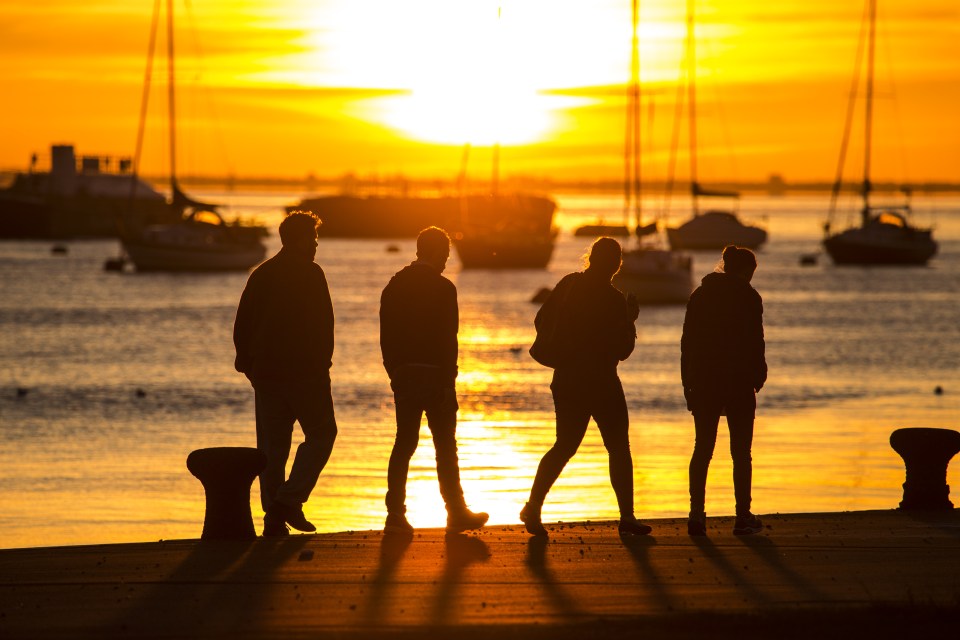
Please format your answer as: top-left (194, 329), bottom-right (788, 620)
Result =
top-left (799, 254), bottom-right (818, 266)
top-left (104, 257), bottom-right (126, 272)
top-left (51, 244), bottom-right (68, 255)
top-left (934, 386), bottom-right (944, 395)
top-left (16, 387), bottom-right (29, 398)
top-left (135, 388), bottom-right (147, 398)
top-left (386, 244), bottom-right (400, 253)
top-left (509, 346), bottom-right (522, 354)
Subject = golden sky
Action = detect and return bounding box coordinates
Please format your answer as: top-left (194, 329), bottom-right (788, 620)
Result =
top-left (2, 0), bottom-right (958, 183)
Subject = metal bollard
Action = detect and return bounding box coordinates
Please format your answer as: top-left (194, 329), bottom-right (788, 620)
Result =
top-left (187, 447), bottom-right (266, 540)
top-left (889, 428), bottom-right (960, 510)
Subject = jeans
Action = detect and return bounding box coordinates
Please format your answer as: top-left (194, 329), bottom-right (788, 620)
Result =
top-left (254, 373), bottom-right (338, 513)
top-left (528, 370), bottom-right (635, 518)
top-left (688, 384), bottom-right (756, 516)
top-left (385, 368), bottom-right (466, 514)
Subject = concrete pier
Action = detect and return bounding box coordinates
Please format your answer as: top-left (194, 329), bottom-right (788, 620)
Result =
top-left (1, 510), bottom-right (958, 638)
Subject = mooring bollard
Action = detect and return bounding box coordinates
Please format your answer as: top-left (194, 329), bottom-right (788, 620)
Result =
top-left (889, 428), bottom-right (960, 510)
top-left (187, 447), bottom-right (266, 540)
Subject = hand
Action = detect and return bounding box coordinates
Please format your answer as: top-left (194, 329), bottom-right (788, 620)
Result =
top-left (626, 293), bottom-right (640, 321)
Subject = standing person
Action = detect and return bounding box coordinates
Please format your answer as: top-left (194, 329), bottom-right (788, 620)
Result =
top-left (234, 211), bottom-right (338, 537)
top-left (521, 237), bottom-right (651, 537)
top-left (681, 244), bottom-right (767, 536)
top-left (379, 226), bottom-right (488, 535)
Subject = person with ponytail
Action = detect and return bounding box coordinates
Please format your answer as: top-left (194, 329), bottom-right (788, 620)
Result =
top-left (681, 245), bottom-right (767, 536)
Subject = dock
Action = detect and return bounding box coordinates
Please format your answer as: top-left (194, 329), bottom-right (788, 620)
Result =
top-left (2, 509), bottom-right (959, 638)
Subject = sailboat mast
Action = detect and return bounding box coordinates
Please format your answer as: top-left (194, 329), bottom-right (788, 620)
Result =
top-left (686, 0), bottom-right (699, 217)
top-left (862, 0), bottom-right (876, 221)
top-left (166, 0), bottom-right (177, 191)
top-left (623, 0), bottom-right (642, 228)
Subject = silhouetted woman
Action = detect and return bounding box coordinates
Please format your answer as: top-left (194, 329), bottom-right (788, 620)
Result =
top-left (521, 237), bottom-right (651, 537)
top-left (681, 245), bottom-right (767, 536)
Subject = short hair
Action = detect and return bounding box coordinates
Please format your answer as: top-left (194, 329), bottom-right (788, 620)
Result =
top-left (416, 226), bottom-right (450, 258)
top-left (587, 236), bottom-right (623, 273)
top-left (720, 245), bottom-right (757, 276)
top-left (279, 211), bottom-right (320, 246)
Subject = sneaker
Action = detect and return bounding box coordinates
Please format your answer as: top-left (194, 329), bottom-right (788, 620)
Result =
top-left (688, 513), bottom-right (707, 537)
top-left (618, 516), bottom-right (652, 536)
top-left (446, 508), bottom-right (489, 533)
top-left (262, 513), bottom-right (290, 537)
top-left (519, 502), bottom-right (548, 537)
top-left (733, 512), bottom-right (763, 536)
top-left (272, 502), bottom-right (316, 533)
top-left (384, 512), bottom-right (414, 535)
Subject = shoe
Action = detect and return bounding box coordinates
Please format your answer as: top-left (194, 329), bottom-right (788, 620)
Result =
top-left (446, 508), bottom-right (489, 533)
top-left (272, 502), bottom-right (316, 533)
top-left (688, 512), bottom-right (707, 536)
top-left (262, 513), bottom-right (290, 537)
top-left (384, 511), bottom-right (414, 535)
top-left (618, 516), bottom-right (652, 536)
top-left (733, 512), bottom-right (763, 536)
top-left (520, 502), bottom-right (548, 537)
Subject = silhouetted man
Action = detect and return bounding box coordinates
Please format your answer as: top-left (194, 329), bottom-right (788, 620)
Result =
top-left (234, 211), bottom-right (337, 536)
top-left (521, 237), bottom-right (651, 537)
top-left (379, 226), bottom-right (488, 535)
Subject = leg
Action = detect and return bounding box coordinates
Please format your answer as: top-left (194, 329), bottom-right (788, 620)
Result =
top-left (254, 383), bottom-right (296, 514)
top-left (275, 374), bottom-right (339, 508)
top-left (592, 377), bottom-right (634, 519)
top-left (527, 380), bottom-right (591, 508)
top-left (424, 385), bottom-right (466, 512)
top-left (385, 388), bottom-right (424, 514)
top-left (725, 387), bottom-right (757, 516)
top-left (689, 398), bottom-right (722, 516)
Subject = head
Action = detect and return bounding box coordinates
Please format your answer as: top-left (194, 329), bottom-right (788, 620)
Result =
top-left (279, 211), bottom-right (320, 261)
top-left (719, 245), bottom-right (757, 282)
top-left (585, 237), bottom-right (623, 279)
top-left (416, 226), bottom-right (451, 272)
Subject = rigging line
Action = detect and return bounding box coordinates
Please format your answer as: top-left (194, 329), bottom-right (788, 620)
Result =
top-left (862, 0), bottom-right (877, 216)
top-left (877, 6), bottom-right (912, 196)
top-left (686, 0), bottom-right (698, 216)
top-left (660, 33), bottom-right (687, 224)
top-left (828, 0), bottom-right (870, 222)
top-left (129, 0), bottom-right (162, 209)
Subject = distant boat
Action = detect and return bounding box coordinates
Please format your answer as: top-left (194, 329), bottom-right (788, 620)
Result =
top-left (822, 0), bottom-right (936, 266)
top-left (573, 222), bottom-right (632, 237)
top-left (611, 0), bottom-right (693, 305)
top-left (118, 0), bottom-right (266, 272)
top-left (452, 190), bottom-right (558, 269)
top-left (0, 145), bottom-right (177, 239)
top-left (664, 1), bottom-right (767, 252)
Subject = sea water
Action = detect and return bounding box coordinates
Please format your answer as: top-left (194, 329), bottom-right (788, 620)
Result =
top-left (1, 191), bottom-right (958, 549)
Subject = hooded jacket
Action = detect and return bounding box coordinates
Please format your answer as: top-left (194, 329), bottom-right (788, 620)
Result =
top-left (681, 271), bottom-right (767, 392)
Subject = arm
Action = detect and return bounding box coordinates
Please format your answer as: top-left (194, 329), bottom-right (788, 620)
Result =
top-left (315, 268), bottom-right (335, 370)
top-left (233, 272), bottom-right (261, 377)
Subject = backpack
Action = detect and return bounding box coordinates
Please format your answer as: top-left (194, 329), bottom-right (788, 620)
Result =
top-left (529, 273), bottom-right (580, 368)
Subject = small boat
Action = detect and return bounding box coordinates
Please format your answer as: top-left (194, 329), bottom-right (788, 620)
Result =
top-left (610, 0), bottom-right (693, 305)
top-left (664, 3), bottom-right (767, 252)
top-left (452, 194), bottom-right (558, 269)
top-left (118, 0), bottom-right (266, 272)
top-left (822, 0), bottom-right (936, 266)
top-left (573, 222), bottom-right (632, 237)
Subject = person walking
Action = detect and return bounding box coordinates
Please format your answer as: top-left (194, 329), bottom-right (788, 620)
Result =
top-left (681, 244), bottom-right (767, 536)
top-left (234, 211), bottom-right (338, 537)
top-left (379, 226), bottom-right (488, 535)
top-left (521, 237), bottom-right (651, 537)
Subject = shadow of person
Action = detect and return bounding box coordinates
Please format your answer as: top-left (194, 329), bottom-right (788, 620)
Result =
top-left (691, 535), bottom-right (772, 606)
top-left (735, 534), bottom-right (831, 602)
top-left (524, 535), bottom-right (583, 618)
top-left (619, 533), bottom-right (674, 611)
top-left (362, 531), bottom-right (414, 626)
top-left (112, 535), bottom-right (311, 636)
top-left (429, 533), bottom-right (490, 625)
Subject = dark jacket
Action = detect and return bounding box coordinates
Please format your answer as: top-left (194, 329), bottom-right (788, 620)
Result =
top-left (380, 262), bottom-right (459, 381)
top-left (538, 269), bottom-right (636, 375)
top-left (233, 248), bottom-right (335, 382)
top-left (681, 272), bottom-right (767, 393)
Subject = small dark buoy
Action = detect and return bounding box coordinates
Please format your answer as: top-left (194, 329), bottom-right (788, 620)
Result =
top-left (934, 386), bottom-right (943, 395)
top-left (799, 254), bottom-right (818, 266)
top-left (386, 244), bottom-right (400, 253)
top-left (135, 388), bottom-right (147, 398)
top-left (508, 346), bottom-right (522, 354)
top-left (531, 287), bottom-right (552, 304)
top-left (16, 387), bottom-right (29, 398)
top-left (104, 257), bottom-right (126, 272)
top-left (51, 244), bottom-right (68, 255)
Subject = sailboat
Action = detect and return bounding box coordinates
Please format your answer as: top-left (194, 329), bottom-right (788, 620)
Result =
top-left (119, 0), bottom-right (266, 272)
top-left (611, 0), bottom-right (693, 305)
top-left (665, 0), bottom-right (767, 252)
top-left (822, 0), bottom-right (936, 266)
